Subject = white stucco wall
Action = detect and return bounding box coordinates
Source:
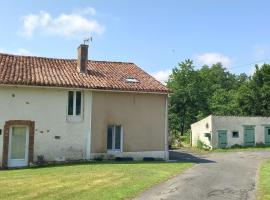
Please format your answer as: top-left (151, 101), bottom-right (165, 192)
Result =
top-left (0, 85), bottom-right (169, 166)
top-left (191, 115), bottom-right (213, 147)
top-left (212, 116), bottom-right (270, 148)
top-left (0, 86), bottom-right (92, 166)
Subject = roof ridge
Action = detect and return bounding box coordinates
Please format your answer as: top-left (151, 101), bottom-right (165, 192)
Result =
top-left (0, 52), bottom-right (135, 64)
top-left (89, 60), bottom-right (134, 64)
top-left (0, 52), bottom-right (75, 61)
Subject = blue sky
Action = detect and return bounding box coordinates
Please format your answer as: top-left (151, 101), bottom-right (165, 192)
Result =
top-left (1, 0), bottom-right (270, 82)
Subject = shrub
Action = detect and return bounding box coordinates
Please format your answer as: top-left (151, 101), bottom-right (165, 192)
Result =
top-left (169, 131), bottom-right (181, 149)
top-left (231, 144), bottom-right (243, 148)
top-left (181, 131), bottom-right (191, 145)
top-left (107, 154), bottom-right (115, 160)
top-left (197, 140), bottom-right (204, 149)
top-left (143, 157), bottom-right (155, 161)
top-left (155, 158), bottom-right (165, 161)
top-left (115, 157), bottom-right (133, 161)
top-left (93, 154), bottom-right (104, 161)
top-left (197, 139), bottom-right (212, 150)
top-left (256, 142), bottom-right (265, 147)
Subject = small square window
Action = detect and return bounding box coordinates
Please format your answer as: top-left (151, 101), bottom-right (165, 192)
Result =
top-left (204, 133), bottom-right (211, 141)
top-left (232, 131), bottom-right (239, 138)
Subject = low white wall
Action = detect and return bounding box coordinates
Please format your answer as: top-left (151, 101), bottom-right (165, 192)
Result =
top-left (212, 116), bottom-right (270, 148)
top-left (91, 151), bottom-right (167, 161)
top-left (191, 115), bottom-right (213, 147)
top-left (0, 86), bottom-right (92, 166)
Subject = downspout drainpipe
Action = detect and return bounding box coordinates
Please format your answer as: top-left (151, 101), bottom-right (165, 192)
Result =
top-left (85, 92), bottom-right (92, 160)
top-left (164, 95), bottom-right (169, 160)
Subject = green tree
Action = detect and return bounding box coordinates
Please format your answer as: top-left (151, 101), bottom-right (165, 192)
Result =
top-left (210, 88), bottom-right (239, 115)
top-left (237, 64), bottom-right (270, 116)
top-left (198, 63), bottom-right (242, 116)
top-left (167, 60), bottom-right (204, 135)
top-left (167, 59), bottom-right (270, 137)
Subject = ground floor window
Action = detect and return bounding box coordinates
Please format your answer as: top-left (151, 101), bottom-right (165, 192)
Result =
top-left (107, 125), bottom-right (122, 151)
top-left (232, 131), bottom-right (239, 138)
top-left (204, 133), bottom-right (211, 141)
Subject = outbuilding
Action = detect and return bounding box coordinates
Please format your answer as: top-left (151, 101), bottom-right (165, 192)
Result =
top-left (191, 115), bottom-right (270, 148)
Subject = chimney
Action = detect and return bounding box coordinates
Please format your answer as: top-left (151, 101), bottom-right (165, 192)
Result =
top-left (77, 44), bottom-right (88, 73)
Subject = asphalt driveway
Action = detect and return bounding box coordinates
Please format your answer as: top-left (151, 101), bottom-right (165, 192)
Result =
top-left (135, 150), bottom-right (270, 200)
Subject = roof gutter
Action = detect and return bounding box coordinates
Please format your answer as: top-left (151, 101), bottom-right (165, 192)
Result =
top-left (0, 84), bottom-right (169, 95)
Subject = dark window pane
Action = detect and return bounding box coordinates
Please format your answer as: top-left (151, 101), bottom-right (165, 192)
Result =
top-left (68, 91), bottom-right (74, 115)
top-left (115, 125), bottom-right (121, 150)
top-left (204, 133), bottom-right (211, 141)
top-left (76, 91), bottom-right (81, 115)
top-left (268, 129), bottom-right (270, 135)
top-left (107, 126), bottom-right (113, 150)
top-left (232, 131), bottom-right (239, 138)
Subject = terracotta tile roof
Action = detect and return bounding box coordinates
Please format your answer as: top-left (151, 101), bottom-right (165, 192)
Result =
top-left (0, 53), bottom-right (169, 93)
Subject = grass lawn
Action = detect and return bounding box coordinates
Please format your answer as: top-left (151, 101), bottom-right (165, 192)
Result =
top-left (0, 161), bottom-right (193, 200)
top-left (257, 160), bottom-right (270, 200)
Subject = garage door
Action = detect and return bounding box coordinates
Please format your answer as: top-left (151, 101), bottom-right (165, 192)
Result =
top-left (218, 130), bottom-right (227, 148)
top-left (244, 126), bottom-right (255, 146)
top-left (265, 127), bottom-right (270, 145)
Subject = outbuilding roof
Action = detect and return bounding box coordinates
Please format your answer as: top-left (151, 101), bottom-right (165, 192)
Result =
top-left (0, 53), bottom-right (169, 93)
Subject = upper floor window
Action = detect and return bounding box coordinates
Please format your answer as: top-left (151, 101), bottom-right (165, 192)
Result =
top-left (68, 91), bottom-right (83, 118)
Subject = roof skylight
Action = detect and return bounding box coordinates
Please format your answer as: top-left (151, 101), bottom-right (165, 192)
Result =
top-left (125, 77), bottom-right (139, 83)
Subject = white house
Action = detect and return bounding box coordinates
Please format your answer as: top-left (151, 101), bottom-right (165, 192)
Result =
top-left (0, 44), bottom-right (169, 168)
top-left (191, 115), bottom-right (270, 148)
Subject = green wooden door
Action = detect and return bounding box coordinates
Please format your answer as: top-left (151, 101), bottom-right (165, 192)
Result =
top-left (244, 126), bottom-right (255, 146)
top-left (218, 130), bottom-right (227, 148)
top-left (264, 127), bottom-right (270, 145)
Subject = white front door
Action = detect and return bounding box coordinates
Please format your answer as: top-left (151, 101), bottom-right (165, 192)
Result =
top-left (8, 126), bottom-right (29, 167)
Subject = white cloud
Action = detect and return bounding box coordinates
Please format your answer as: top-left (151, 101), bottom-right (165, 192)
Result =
top-left (194, 52), bottom-right (232, 67)
top-left (21, 8), bottom-right (105, 38)
top-left (151, 69), bottom-right (172, 84)
top-left (0, 48), bottom-right (32, 56)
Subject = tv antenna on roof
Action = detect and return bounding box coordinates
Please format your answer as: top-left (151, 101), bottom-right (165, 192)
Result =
top-left (83, 37), bottom-right (93, 45)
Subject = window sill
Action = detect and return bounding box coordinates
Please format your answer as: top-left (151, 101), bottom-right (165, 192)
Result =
top-left (67, 115), bottom-right (84, 123)
top-left (107, 150), bottom-right (122, 154)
